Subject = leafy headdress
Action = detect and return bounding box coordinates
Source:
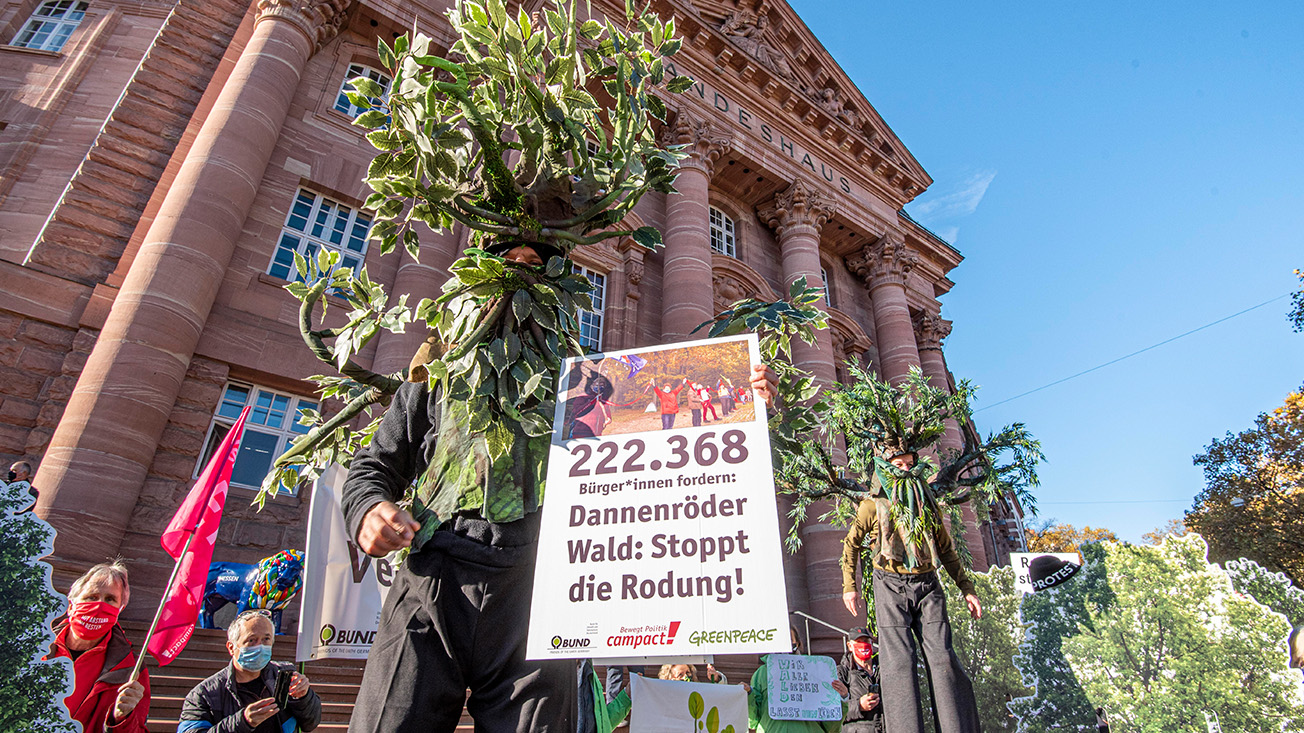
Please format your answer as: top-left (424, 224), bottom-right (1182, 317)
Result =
top-left (255, 0), bottom-right (694, 508)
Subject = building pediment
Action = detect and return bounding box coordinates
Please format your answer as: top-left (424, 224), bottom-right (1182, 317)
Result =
top-left (656, 0), bottom-right (932, 203)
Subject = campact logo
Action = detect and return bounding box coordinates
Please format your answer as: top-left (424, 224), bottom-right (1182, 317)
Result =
top-left (550, 635), bottom-right (591, 649)
top-left (606, 621), bottom-right (681, 650)
top-left (320, 624), bottom-right (336, 644)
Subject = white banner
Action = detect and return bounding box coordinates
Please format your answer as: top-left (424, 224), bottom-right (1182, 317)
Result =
top-left (527, 334), bottom-right (790, 660)
top-left (1009, 552), bottom-right (1082, 595)
top-left (629, 675), bottom-right (748, 733)
top-left (766, 654), bottom-right (842, 721)
top-left (296, 464), bottom-right (394, 661)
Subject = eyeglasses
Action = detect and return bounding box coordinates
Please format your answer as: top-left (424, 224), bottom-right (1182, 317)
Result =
top-left (234, 609), bottom-right (272, 622)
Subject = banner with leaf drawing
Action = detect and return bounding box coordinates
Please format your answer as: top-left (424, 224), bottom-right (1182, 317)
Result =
top-left (629, 675), bottom-right (746, 733)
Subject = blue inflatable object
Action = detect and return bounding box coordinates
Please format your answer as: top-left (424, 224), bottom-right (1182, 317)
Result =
top-left (200, 549), bottom-right (304, 633)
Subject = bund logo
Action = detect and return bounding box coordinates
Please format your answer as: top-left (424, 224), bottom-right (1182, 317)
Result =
top-left (320, 624), bottom-right (336, 645)
top-left (550, 635), bottom-right (591, 650)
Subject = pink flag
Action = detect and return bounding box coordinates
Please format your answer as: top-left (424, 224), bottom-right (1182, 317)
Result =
top-left (147, 406), bottom-right (250, 665)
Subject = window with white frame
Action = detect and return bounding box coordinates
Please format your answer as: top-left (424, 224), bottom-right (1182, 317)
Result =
top-left (572, 264), bottom-right (606, 351)
top-left (709, 206), bottom-right (735, 258)
top-left (197, 383), bottom-right (318, 494)
top-left (333, 63), bottom-right (391, 119)
top-left (820, 267), bottom-right (835, 308)
top-left (268, 188), bottom-right (371, 280)
top-left (11, 0), bottom-right (88, 52)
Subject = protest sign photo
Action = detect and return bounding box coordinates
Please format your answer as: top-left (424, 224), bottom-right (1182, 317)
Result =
top-left (527, 334), bottom-right (790, 661)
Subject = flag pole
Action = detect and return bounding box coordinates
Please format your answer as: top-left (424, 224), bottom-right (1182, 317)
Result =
top-left (129, 528), bottom-right (198, 683)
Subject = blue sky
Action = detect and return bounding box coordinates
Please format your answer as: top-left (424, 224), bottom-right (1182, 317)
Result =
top-left (789, 1), bottom-right (1304, 540)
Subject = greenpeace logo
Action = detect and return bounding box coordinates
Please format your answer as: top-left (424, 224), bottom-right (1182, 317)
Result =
top-left (687, 627), bottom-right (777, 646)
top-left (319, 623), bottom-right (376, 646)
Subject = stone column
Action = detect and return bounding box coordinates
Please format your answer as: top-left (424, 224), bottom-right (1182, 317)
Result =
top-left (371, 233), bottom-right (459, 375)
top-left (660, 112), bottom-right (730, 342)
top-left (845, 236), bottom-right (921, 383)
top-left (35, 0), bottom-right (348, 563)
top-left (757, 178), bottom-right (838, 387)
top-left (915, 311), bottom-right (988, 570)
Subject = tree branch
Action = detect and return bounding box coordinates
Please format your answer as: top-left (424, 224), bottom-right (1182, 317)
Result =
top-left (298, 280), bottom-right (402, 394)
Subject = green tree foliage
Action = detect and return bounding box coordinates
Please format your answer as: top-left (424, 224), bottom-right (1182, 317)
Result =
top-left (946, 565), bottom-right (1031, 731)
top-left (771, 363), bottom-right (1042, 591)
top-left (1139, 517), bottom-right (1186, 545)
top-left (1187, 387), bottom-right (1304, 585)
top-left (1224, 557), bottom-right (1304, 627)
top-left (1011, 534), bottom-right (1304, 733)
top-left (1289, 268), bottom-right (1303, 332)
top-left (255, 0), bottom-right (693, 505)
top-left (0, 482), bottom-right (76, 732)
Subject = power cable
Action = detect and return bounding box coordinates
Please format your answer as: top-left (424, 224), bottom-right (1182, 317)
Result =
top-left (1038, 499), bottom-right (1190, 505)
top-left (975, 292), bottom-right (1293, 413)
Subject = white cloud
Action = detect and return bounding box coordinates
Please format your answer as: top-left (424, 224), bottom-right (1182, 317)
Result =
top-left (909, 170), bottom-right (997, 244)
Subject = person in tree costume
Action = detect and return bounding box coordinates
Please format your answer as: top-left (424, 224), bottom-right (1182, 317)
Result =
top-left (248, 3), bottom-right (793, 730)
top-left (840, 448), bottom-right (982, 733)
top-left (342, 239), bottom-right (778, 731)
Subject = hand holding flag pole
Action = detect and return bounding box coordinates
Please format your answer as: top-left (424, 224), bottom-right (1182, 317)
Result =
top-left (131, 406), bottom-right (251, 682)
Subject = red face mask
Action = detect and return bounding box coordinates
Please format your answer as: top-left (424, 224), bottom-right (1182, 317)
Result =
top-left (851, 640), bottom-right (874, 661)
top-left (68, 601), bottom-right (120, 639)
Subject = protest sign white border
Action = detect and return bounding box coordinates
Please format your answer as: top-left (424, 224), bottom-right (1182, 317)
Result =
top-left (526, 333), bottom-right (791, 660)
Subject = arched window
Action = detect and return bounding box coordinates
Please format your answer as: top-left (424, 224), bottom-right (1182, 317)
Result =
top-left (334, 63), bottom-right (392, 119)
top-left (708, 206), bottom-right (735, 258)
top-left (11, 0), bottom-right (88, 52)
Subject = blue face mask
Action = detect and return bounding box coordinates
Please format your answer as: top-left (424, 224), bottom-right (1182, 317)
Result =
top-left (236, 643), bottom-right (273, 671)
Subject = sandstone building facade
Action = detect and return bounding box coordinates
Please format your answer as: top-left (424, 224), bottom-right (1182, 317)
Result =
top-left (1, 0), bottom-right (1027, 652)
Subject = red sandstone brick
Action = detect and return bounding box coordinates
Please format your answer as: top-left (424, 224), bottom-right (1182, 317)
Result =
top-left (34, 401), bottom-right (67, 429)
top-left (17, 345), bottom-right (66, 377)
top-left (186, 357), bottom-right (230, 384)
top-left (150, 451), bottom-right (198, 480)
top-left (0, 423), bottom-right (30, 454)
top-left (23, 426), bottom-right (51, 455)
top-left (233, 521), bottom-right (284, 549)
top-left (72, 328), bottom-right (99, 352)
top-left (43, 375), bottom-right (75, 404)
top-left (167, 404), bottom-right (213, 433)
top-left (0, 397), bottom-right (40, 426)
top-left (59, 349), bottom-right (88, 375)
top-left (176, 376), bottom-right (223, 409)
top-left (0, 365), bottom-right (48, 398)
top-left (157, 424), bottom-right (203, 454)
top-left (0, 340), bottom-right (21, 368)
top-left (0, 312), bottom-right (21, 340)
top-left (17, 320), bottom-right (75, 349)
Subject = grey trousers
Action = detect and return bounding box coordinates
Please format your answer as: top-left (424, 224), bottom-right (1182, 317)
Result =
top-left (873, 569), bottom-right (980, 733)
top-left (349, 516), bottom-right (575, 733)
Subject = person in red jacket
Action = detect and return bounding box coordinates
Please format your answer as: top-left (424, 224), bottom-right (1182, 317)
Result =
top-left (47, 560), bottom-right (150, 732)
top-left (649, 377), bottom-right (687, 430)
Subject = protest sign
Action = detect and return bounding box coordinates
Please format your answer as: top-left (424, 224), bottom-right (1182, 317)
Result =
top-left (765, 654), bottom-right (842, 721)
top-left (296, 464), bottom-right (393, 661)
top-left (1010, 552), bottom-right (1081, 595)
top-left (526, 334), bottom-right (790, 660)
top-left (630, 675), bottom-right (748, 733)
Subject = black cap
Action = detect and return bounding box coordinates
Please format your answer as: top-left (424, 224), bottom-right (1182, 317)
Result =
top-left (848, 627), bottom-right (873, 640)
top-left (1029, 554), bottom-right (1081, 592)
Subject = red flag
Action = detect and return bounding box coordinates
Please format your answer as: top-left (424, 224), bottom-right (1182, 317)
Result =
top-left (147, 406), bottom-right (250, 665)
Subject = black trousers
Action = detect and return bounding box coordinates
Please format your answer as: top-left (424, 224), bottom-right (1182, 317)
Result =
top-left (349, 514), bottom-right (575, 733)
top-left (873, 569), bottom-right (980, 733)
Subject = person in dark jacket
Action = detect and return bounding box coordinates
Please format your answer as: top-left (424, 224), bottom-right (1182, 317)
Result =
top-left (46, 560), bottom-right (150, 733)
top-left (837, 628), bottom-right (882, 733)
top-left (177, 609), bottom-right (321, 733)
top-left (341, 242), bottom-right (782, 733)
